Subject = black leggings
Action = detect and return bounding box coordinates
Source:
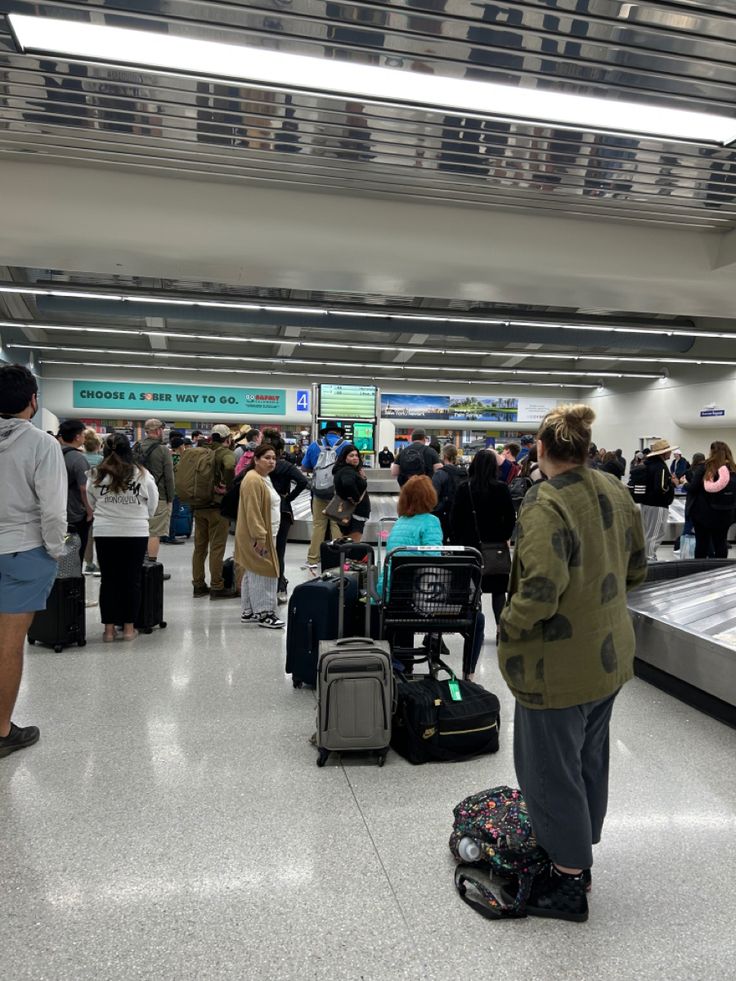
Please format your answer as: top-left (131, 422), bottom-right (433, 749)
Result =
top-left (491, 592), bottom-right (506, 625)
top-left (275, 512), bottom-right (292, 592)
top-left (96, 536), bottom-right (148, 625)
top-left (693, 522), bottom-right (729, 560)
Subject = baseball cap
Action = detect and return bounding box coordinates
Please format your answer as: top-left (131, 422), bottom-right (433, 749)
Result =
top-left (211, 424), bottom-right (232, 439)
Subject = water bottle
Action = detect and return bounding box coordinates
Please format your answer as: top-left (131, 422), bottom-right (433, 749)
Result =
top-left (457, 836), bottom-right (481, 862)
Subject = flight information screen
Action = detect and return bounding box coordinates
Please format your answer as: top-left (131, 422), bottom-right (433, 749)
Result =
top-left (319, 384), bottom-right (376, 419)
top-left (351, 423), bottom-right (374, 452)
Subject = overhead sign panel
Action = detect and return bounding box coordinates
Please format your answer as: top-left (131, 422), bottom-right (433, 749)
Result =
top-left (381, 394), bottom-right (559, 422)
top-left (319, 384), bottom-right (376, 419)
top-left (73, 381), bottom-right (285, 414)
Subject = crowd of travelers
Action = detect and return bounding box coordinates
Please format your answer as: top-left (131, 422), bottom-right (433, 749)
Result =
top-left (3, 359), bottom-right (735, 926)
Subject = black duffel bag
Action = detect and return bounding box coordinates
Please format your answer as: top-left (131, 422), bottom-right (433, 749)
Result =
top-left (391, 668), bottom-right (500, 764)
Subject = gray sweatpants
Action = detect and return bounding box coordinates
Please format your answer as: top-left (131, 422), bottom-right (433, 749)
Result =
top-left (513, 691), bottom-right (619, 870)
top-left (640, 504), bottom-right (668, 561)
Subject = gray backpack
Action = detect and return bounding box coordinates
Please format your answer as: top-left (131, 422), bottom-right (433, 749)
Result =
top-left (313, 438), bottom-right (344, 499)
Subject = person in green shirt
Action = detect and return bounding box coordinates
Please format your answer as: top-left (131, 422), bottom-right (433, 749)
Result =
top-left (499, 403), bottom-right (647, 923)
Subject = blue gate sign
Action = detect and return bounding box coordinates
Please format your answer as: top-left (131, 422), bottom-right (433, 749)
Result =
top-left (296, 390), bottom-right (310, 412)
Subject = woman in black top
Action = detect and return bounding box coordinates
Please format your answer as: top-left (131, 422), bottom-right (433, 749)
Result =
top-left (262, 429), bottom-right (309, 604)
top-left (332, 444), bottom-right (371, 542)
top-left (450, 449), bottom-right (516, 638)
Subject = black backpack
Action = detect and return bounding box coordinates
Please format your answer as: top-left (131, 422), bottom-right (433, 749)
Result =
top-left (628, 463), bottom-right (648, 503)
top-left (399, 444), bottom-right (428, 484)
top-left (509, 474), bottom-right (532, 510)
top-left (220, 472), bottom-right (244, 520)
top-left (709, 472), bottom-right (736, 511)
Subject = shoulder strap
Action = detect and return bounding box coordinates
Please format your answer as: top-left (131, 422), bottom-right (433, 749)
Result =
top-left (454, 868), bottom-right (525, 921)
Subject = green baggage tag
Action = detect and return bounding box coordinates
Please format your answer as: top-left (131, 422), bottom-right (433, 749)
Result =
top-left (448, 679), bottom-right (462, 702)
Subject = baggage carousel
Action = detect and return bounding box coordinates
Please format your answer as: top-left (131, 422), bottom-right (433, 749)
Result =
top-left (289, 489), bottom-right (398, 544)
top-left (629, 565), bottom-right (736, 725)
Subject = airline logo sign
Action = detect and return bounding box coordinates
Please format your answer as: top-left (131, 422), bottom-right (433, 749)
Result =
top-left (73, 382), bottom-right (285, 414)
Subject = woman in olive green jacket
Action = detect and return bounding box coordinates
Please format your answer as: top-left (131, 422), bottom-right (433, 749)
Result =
top-left (498, 404), bottom-right (647, 923)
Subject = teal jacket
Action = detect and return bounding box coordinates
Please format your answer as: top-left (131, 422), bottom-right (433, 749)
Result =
top-left (377, 513), bottom-right (443, 599)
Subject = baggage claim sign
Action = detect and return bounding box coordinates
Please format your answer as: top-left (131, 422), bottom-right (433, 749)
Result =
top-left (73, 382), bottom-right (286, 415)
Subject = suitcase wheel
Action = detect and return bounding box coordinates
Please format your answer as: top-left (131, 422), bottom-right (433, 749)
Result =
top-left (159, 621), bottom-right (167, 629)
top-left (77, 640), bottom-right (86, 648)
top-left (54, 645), bottom-right (63, 653)
top-left (142, 627), bottom-right (153, 635)
top-left (28, 639), bottom-right (35, 646)
top-left (377, 752), bottom-right (387, 768)
top-left (316, 749), bottom-right (329, 767)
top-left (292, 679), bottom-right (303, 689)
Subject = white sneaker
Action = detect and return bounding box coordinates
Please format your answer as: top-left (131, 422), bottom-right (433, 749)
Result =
top-left (258, 611), bottom-right (285, 629)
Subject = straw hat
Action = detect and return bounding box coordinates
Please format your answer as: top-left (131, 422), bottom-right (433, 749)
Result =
top-left (648, 438), bottom-right (678, 456)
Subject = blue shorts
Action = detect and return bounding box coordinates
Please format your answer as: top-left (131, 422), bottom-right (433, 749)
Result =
top-left (0, 547), bottom-right (58, 614)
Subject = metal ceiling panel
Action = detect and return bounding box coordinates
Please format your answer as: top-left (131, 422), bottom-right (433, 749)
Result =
top-left (0, 0), bottom-right (735, 229)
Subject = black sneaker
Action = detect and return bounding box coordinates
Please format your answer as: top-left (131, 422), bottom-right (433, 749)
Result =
top-left (0, 722), bottom-right (40, 759)
top-left (240, 611), bottom-right (258, 625)
top-left (503, 867), bottom-right (592, 895)
top-left (524, 863), bottom-right (589, 922)
top-left (209, 587), bottom-right (238, 600)
top-left (193, 584), bottom-right (210, 597)
top-left (258, 611), bottom-right (285, 629)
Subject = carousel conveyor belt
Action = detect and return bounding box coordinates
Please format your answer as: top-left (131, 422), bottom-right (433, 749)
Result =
top-left (289, 490), bottom-right (398, 545)
top-left (628, 566), bottom-right (736, 716)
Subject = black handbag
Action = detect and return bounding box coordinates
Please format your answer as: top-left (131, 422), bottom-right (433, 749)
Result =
top-left (469, 489), bottom-right (511, 577)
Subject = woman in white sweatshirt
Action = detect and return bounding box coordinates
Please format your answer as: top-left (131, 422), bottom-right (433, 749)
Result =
top-left (87, 433), bottom-right (159, 642)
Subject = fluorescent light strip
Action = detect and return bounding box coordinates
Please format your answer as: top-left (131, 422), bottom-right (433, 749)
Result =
top-left (8, 323), bottom-right (736, 366)
top-left (9, 14), bottom-right (736, 144)
top-left (38, 360), bottom-right (589, 388)
top-left (9, 343), bottom-right (659, 378)
top-left (0, 286), bottom-right (725, 339)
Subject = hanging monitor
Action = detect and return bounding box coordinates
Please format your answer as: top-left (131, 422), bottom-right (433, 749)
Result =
top-left (319, 383), bottom-right (376, 420)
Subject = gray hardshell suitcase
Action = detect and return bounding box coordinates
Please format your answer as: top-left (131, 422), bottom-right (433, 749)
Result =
top-left (316, 544), bottom-right (394, 767)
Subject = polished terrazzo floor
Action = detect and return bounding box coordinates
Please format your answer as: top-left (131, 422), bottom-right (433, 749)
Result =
top-left (3, 540), bottom-right (735, 981)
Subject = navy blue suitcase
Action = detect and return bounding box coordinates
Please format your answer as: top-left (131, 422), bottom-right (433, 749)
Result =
top-left (285, 572), bottom-right (360, 689)
top-left (171, 501), bottom-right (193, 538)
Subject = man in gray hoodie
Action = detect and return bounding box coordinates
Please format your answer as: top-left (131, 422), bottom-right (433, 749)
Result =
top-left (0, 364), bottom-right (67, 759)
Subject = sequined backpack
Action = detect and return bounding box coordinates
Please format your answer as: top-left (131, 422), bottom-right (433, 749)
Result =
top-left (449, 785), bottom-right (548, 919)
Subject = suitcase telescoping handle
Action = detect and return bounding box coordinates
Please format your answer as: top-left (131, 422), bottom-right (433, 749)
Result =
top-left (376, 516), bottom-right (397, 574)
top-left (337, 541), bottom-right (375, 639)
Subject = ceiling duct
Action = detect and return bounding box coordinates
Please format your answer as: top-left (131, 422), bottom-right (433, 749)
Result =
top-left (36, 297), bottom-right (695, 354)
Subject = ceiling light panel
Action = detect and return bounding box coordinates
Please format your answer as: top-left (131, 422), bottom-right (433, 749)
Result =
top-left (9, 14), bottom-right (736, 145)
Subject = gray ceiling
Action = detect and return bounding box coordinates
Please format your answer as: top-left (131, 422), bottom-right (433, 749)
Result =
top-left (0, 0), bottom-right (735, 229)
top-left (1, 1), bottom-right (736, 385)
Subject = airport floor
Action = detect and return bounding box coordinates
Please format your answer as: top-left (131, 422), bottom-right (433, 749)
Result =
top-left (3, 540), bottom-right (736, 981)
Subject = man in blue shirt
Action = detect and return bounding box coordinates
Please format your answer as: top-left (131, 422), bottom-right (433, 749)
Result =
top-left (517, 435), bottom-right (534, 463)
top-left (302, 422), bottom-right (346, 570)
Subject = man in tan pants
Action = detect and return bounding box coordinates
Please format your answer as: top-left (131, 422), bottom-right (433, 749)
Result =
top-left (306, 497), bottom-right (342, 569)
top-left (302, 422), bottom-right (346, 571)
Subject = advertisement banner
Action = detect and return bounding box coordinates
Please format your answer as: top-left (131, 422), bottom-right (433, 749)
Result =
top-left (448, 396), bottom-right (518, 422)
top-left (73, 382), bottom-right (285, 415)
top-left (381, 394), bottom-right (450, 419)
top-left (517, 397), bottom-right (559, 422)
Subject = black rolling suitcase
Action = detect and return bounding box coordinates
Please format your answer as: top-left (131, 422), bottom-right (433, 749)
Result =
top-left (135, 560), bottom-right (167, 634)
top-left (223, 557), bottom-right (235, 591)
top-left (391, 666), bottom-right (500, 764)
top-left (28, 534), bottom-right (86, 653)
top-left (320, 537), bottom-right (373, 572)
top-left (28, 577), bottom-right (86, 653)
top-left (286, 571), bottom-right (360, 688)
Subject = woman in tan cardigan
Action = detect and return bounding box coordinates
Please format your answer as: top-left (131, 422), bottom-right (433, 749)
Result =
top-left (234, 444), bottom-right (284, 629)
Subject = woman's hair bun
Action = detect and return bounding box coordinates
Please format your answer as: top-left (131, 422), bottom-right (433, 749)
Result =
top-left (562, 404), bottom-right (596, 428)
top-left (536, 403), bottom-right (595, 463)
